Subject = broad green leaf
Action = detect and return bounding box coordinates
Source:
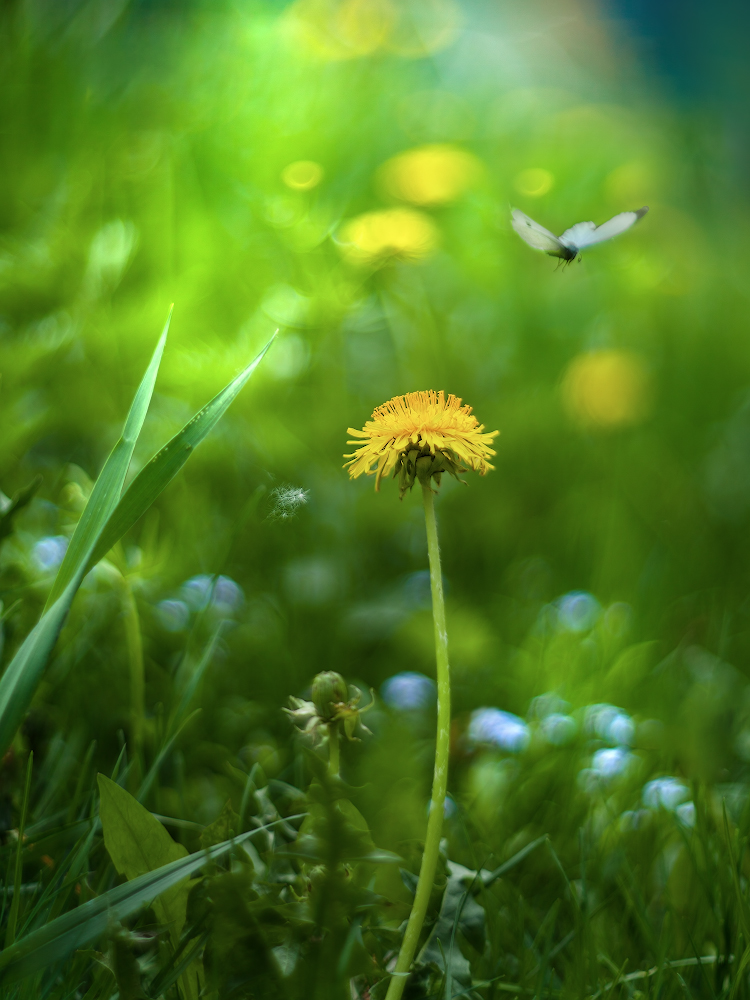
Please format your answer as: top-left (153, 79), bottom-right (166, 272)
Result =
top-left (0, 813), bottom-right (304, 986)
top-left (46, 311), bottom-right (171, 610)
top-left (86, 334), bottom-right (275, 570)
top-left (99, 775), bottom-right (199, 1000)
top-left (98, 775), bottom-right (189, 946)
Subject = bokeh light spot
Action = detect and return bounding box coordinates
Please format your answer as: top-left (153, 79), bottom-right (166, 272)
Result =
top-left (468, 708), bottom-right (530, 753)
top-left (562, 349), bottom-right (652, 429)
top-left (378, 145), bottom-right (482, 206)
top-left (381, 671), bottom-right (436, 710)
top-left (384, 0), bottom-right (461, 57)
top-left (606, 161), bottom-right (655, 204)
top-left (282, 160), bottom-right (324, 191)
top-left (514, 167), bottom-right (554, 197)
top-left (284, 0), bottom-right (394, 61)
top-left (338, 207), bottom-right (439, 264)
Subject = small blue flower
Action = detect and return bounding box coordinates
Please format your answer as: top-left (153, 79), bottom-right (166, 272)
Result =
top-left (180, 574), bottom-right (244, 614)
top-left (591, 747), bottom-right (633, 779)
top-left (156, 599), bottom-right (191, 633)
top-left (468, 708), bottom-right (530, 753)
top-left (381, 672), bottom-right (436, 711)
top-left (33, 535), bottom-right (68, 572)
top-left (556, 591), bottom-right (601, 632)
top-left (642, 777), bottom-right (690, 812)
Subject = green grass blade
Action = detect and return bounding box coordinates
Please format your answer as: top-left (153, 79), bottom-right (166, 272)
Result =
top-left (86, 333), bottom-right (275, 570)
top-left (45, 311), bottom-right (171, 609)
top-left (0, 316), bottom-right (171, 757)
top-left (0, 578), bottom-right (82, 757)
top-left (0, 813), bottom-right (303, 986)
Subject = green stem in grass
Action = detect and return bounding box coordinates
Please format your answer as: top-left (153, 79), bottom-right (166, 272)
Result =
top-left (328, 722), bottom-right (340, 778)
top-left (5, 752), bottom-right (32, 949)
top-left (385, 482), bottom-right (451, 1000)
top-left (109, 562), bottom-right (145, 765)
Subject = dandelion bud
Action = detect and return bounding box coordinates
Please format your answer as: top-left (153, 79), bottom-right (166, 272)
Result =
top-left (312, 671), bottom-right (348, 722)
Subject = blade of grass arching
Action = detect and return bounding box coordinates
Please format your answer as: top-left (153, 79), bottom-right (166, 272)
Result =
top-left (0, 813), bottom-right (304, 986)
top-left (5, 753), bottom-right (33, 948)
top-left (45, 312), bottom-right (171, 610)
top-left (20, 819), bottom-right (99, 934)
top-left (484, 835), bottom-right (548, 887)
top-left (0, 320), bottom-right (170, 758)
top-left (0, 579), bottom-right (82, 759)
top-left (86, 334), bottom-right (276, 571)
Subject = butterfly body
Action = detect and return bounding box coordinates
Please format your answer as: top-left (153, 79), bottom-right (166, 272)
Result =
top-left (511, 207), bottom-right (648, 261)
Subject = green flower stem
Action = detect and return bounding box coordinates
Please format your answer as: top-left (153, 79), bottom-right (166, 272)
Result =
top-left (385, 482), bottom-right (451, 1000)
top-left (328, 722), bottom-right (340, 777)
top-left (111, 567), bottom-right (145, 763)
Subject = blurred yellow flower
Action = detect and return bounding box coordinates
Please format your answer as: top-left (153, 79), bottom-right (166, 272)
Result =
top-left (562, 350), bottom-right (652, 428)
top-left (282, 160), bottom-right (324, 190)
top-left (378, 144), bottom-right (482, 206)
top-left (514, 167), bottom-right (554, 197)
top-left (345, 390), bottom-right (499, 495)
top-left (284, 0), bottom-right (460, 61)
top-left (338, 208), bottom-right (439, 264)
top-left (284, 0), bottom-right (394, 60)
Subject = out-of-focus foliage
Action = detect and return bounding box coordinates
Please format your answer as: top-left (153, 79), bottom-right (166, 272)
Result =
top-left (3, 0), bottom-right (750, 996)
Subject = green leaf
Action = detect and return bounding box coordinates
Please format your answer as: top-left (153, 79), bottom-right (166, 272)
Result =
top-left (86, 334), bottom-right (276, 570)
top-left (0, 813), bottom-right (304, 986)
top-left (46, 311), bottom-right (171, 610)
top-left (98, 775), bottom-right (189, 946)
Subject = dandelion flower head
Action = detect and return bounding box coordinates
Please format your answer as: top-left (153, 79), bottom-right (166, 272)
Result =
top-left (345, 390), bottom-right (499, 496)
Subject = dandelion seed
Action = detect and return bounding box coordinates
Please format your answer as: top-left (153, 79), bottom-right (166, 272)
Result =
top-left (268, 484), bottom-right (310, 521)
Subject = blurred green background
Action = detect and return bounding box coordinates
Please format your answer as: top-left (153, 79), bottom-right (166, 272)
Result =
top-left (3, 0), bottom-right (750, 991)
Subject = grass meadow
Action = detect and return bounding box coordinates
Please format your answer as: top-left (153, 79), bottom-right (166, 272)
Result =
top-left (2, 0), bottom-right (750, 997)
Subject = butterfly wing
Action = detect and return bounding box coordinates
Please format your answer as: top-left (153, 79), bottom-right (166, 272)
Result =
top-left (511, 209), bottom-right (572, 259)
top-left (567, 207), bottom-right (649, 250)
top-left (559, 221), bottom-right (596, 251)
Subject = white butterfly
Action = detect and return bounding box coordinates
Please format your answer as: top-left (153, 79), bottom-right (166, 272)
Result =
top-left (511, 206), bottom-right (648, 262)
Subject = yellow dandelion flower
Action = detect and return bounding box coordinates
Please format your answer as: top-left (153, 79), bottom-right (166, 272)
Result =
top-left (344, 390), bottom-right (499, 497)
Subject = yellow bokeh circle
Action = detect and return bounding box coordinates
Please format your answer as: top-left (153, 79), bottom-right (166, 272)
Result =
top-left (284, 0), bottom-right (394, 61)
top-left (282, 160), bottom-right (324, 191)
top-left (514, 167), bottom-right (554, 197)
top-left (338, 208), bottom-right (439, 264)
top-left (378, 144), bottom-right (482, 206)
top-left (562, 350), bottom-right (652, 428)
top-left (284, 0), bottom-right (460, 61)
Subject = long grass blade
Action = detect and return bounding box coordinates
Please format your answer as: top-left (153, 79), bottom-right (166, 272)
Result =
top-left (0, 812), bottom-right (303, 985)
top-left (86, 334), bottom-right (275, 570)
top-left (46, 311), bottom-right (171, 610)
top-left (0, 319), bottom-right (171, 757)
top-left (4, 752), bottom-right (32, 948)
top-left (0, 327), bottom-right (272, 760)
